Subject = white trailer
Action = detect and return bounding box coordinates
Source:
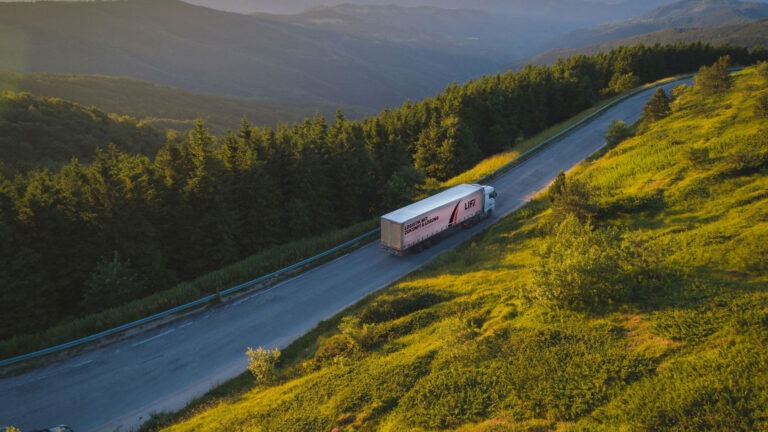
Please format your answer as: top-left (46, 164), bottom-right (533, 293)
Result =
top-left (380, 183), bottom-right (497, 255)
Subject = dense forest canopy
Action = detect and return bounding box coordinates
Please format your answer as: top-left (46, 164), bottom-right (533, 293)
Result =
top-left (1, 42), bottom-right (765, 342)
top-left (0, 91), bottom-right (165, 171)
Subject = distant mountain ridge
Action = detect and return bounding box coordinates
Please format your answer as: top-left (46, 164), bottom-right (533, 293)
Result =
top-left (258, 4), bottom-right (555, 60)
top-left (0, 0), bottom-right (501, 109)
top-left (532, 19), bottom-right (768, 65)
top-left (186, 0), bottom-right (675, 25)
top-left (3, 0), bottom-right (768, 118)
top-left (639, 0), bottom-right (768, 25)
top-left (536, 0), bottom-right (768, 54)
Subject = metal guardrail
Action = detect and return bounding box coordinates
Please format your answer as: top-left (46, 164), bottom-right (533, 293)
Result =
top-left (0, 73), bottom-right (698, 368)
top-left (0, 229), bottom-right (379, 367)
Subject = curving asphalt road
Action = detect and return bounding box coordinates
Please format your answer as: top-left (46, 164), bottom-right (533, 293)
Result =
top-left (0, 79), bottom-right (690, 432)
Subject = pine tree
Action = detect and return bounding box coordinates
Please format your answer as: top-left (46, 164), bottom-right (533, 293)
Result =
top-left (327, 113), bottom-right (376, 225)
top-left (81, 252), bottom-right (146, 312)
top-left (414, 116), bottom-right (479, 181)
top-left (549, 171), bottom-right (567, 200)
top-left (643, 88), bottom-right (671, 123)
top-left (694, 55), bottom-right (732, 96)
top-left (605, 71), bottom-right (640, 96)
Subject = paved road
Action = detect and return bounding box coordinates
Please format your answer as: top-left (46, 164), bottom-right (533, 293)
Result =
top-left (0, 79), bottom-right (689, 431)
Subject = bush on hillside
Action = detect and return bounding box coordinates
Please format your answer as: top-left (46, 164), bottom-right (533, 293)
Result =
top-left (531, 214), bottom-right (662, 311)
top-left (605, 120), bottom-right (633, 147)
top-left (695, 55), bottom-right (732, 96)
top-left (246, 346), bottom-right (281, 385)
top-left (313, 334), bottom-right (361, 367)
top-left (548, 171), bottom-right (597, 223)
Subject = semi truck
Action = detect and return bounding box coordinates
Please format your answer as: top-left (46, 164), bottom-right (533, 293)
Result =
top-left (380, 183), bottom-right (497, 255)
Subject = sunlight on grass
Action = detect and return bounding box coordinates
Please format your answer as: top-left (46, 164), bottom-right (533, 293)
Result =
top-left (152, 66), bottom-right (768, 432)
top-left (442, 150), bottom-right (520, 187)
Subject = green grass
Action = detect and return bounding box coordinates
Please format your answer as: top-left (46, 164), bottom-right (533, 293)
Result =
top-left (148, 67), bottom-right (767, 431)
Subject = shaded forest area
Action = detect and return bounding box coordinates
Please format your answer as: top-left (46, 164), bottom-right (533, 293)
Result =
top-left (0, 92), bottom-right (165, 171)
top-left (1, 43), bottom-right (765, 342)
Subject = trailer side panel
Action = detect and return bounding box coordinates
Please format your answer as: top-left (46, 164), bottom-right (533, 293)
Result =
top-left (381, 184), bottom-right (487, 253)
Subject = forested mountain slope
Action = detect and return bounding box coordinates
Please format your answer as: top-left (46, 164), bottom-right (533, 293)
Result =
top-left (156, 63), bottom-right (768, 432)
top-left (0, 91), bottom-right (164, 170)
top-left (0, 71), bottom-right (368, 135)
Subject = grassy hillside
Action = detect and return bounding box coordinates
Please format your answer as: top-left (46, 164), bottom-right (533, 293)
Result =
top-left (0, 71), bottom-right (371, 134)
top-left (148, 65), bottom-right (768, 431)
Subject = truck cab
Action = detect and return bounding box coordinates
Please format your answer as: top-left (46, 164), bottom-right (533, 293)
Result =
top-left (482, 185), bottom-right (497, 217)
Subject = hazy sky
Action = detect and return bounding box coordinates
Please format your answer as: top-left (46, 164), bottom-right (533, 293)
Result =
top-left (0, 0), bottom-right (649, 16)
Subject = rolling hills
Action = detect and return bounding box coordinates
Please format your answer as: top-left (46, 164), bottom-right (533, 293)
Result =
top-left (0, 70), bottom-right (369, 134)
top-left (3, 0), bottom-right (765, 118)
top-left (256, 5), bottom-right (542, 60)
top-left (149, 65), bottom-right (768, 431)
top-left (0, 0), bottom-right (501, 109)
top-left (534, 0), bottom-right (768, 58)
top-left (251, 1), bottom-right (677, 61)
top-left (533, 18), bottom-right (768, 65)
top-left (0, 90), bottom-right (165, 170)
top-left (186, 0), bottom-right (676, 26)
